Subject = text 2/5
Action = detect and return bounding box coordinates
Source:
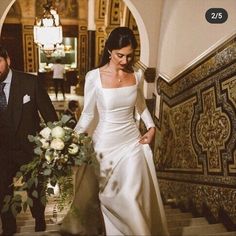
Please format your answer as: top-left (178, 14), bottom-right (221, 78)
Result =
top-left (205, 8), bottom-right (228, 24)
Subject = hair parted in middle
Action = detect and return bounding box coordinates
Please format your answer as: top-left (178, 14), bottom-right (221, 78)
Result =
top-left (99, 27), bottom-right (138, 68)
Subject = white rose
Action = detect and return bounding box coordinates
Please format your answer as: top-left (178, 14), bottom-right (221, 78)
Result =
top-left (68, 143), bottom-right (79, 155)
top-left (50, 138), bottom-right (65, 150)
top-left (39, 127), bottom-right (51, 140)
top-left (40, 138), bottom-right (49, 149)
top-left (51, 126), bottom-right (65, 139)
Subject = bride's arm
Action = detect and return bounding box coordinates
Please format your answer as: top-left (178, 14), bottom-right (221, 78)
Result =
top-left (135, 70), bottom-right (156, 144)
top-left (74, 71), bottom-right (97, 134)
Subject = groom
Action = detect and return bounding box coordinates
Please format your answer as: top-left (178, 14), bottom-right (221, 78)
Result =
top-left (0, 45), bottom-right (58, 235)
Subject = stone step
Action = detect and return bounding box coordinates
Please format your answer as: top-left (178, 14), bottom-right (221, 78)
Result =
top-left (17, 223), bottom-right (60, 233)
top-left (169, 226), bottom-right (184, 236)
top-left (14, 230), bottom-right (61, 236)
top-left (202, 232), bottom-right (236, 236)
top-left (16, 212), bottom-right (65, 221)
top-left (164, 204), bottom-right (172, 209)
top-left (167, 217), bottom-right (208, 228)
top-left (166, 212), bottom-right (193, 221)
top-left (182, 223), bottom-right (227, 236)
top-left (165, 208), bottom-right (182, 215)
top-left (16, 219), bottom-right (52, 226)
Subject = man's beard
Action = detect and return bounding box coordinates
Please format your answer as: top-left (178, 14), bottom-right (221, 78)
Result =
top-left (0, 67), bottom-right (9, 82)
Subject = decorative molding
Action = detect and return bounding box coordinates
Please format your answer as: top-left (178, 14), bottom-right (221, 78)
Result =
top-left (196, 87), bottom-right (230, 173)
top-left (157, 39), bottom-right (236, 98)
top-left (22, 24), bottom-right (38, 72)
top-left (134, 61), bottom-right (156, 83)
top-left (78, 23), bottom-right (88, 76)
top-left (156, 34), bottom-right (236, 226)
top-left (109, 0), bottom-right (121, 26)
top-left (36, 0), bottom-right (78, 19)
top-left (96, 0), bottom-right (106, 20)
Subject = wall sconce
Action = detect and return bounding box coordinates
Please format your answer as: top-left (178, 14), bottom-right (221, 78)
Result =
top-left (33, 0), bottom-right (63, 57)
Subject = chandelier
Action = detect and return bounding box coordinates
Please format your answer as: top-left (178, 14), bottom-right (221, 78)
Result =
top-left (33, 0), bottom-right (63, 57)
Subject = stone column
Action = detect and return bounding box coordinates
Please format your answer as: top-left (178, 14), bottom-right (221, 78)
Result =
top-left (87, 0), bottom-right (96, 70)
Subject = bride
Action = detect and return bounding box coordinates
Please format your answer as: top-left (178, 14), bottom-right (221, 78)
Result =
top-left (61, 27), bottom-right (169, 236)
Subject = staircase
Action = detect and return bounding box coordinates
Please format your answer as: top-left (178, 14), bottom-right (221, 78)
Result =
top-left (165, 205), bottom-right (236, 236)
top-left (1, 201), bottom-right (236, 235)
top-left (0, 198), bottom-right (65, 236)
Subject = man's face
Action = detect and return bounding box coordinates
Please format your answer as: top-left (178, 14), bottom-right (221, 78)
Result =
top-left (0, 56), bottom-right (10, 82)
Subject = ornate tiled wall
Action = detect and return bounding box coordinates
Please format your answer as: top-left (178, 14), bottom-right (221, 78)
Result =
top-left (155, 36), bottom-right (236, 227)
top-left (95, 0), bottom-right (107, 66)
top-left (22, 25), bottom-right (38, 72)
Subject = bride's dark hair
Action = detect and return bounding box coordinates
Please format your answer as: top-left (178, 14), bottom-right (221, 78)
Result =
top-left (99, 27), bottom-right (138, 69)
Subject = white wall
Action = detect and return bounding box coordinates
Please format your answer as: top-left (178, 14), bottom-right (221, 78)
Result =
top-left (124, 0), bottom-right (163, 67)
top-left (158, 0), bottom-right (236, 81)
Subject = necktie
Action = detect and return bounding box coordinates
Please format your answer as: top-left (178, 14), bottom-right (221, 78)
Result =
top-left (0, 82), bottom-right (7, 112)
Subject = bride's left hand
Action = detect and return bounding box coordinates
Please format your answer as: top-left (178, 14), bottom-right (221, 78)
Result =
top-left (139, 127), bottom-right (156, 144)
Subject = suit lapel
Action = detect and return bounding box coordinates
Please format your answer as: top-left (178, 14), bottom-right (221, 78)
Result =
top-left (8, 70), bottom-right (23, 132)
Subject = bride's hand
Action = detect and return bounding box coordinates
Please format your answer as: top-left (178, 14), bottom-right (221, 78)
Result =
top-left (139, 127), bottom-right (156, 144)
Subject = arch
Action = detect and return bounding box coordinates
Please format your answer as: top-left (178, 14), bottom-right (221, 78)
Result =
top-left (0, 0), bottom-right (16, 34)
top-left (1, 0), bottom-right (152, 66)
top-left (7, 1), bottom-right (21, 18)
top-left (123, 0), bottom-right (149, 65)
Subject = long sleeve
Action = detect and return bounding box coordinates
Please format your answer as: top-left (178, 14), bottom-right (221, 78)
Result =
top-left (135, 69), bottom-right (155, 130)
top-left (74, 71), bottom-right (97, 133)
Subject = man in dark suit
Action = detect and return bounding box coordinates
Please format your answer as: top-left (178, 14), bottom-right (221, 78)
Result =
top-left (0, 45), bottom-right (58, 235)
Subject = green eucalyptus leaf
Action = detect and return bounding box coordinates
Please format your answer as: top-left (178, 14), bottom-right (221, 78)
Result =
top-left (34, 147), bottom-right (43, 156)
top-left (41, 195), bottom-right (47, 206)
top-left (28, 135), bottom-right (35, 142)
top-left (32, 190), bottom-right (38, 199)
top-left (27, 197), bottom-right (33, 207)
top-left (13, 194), bottom-right (22, 202)
top-left (20, 165), bottom-right (27, 172)
top-left (11, 204), bottom-right (18, 218)
top-left (64, 135), bottom-right (71, 142)
top-left (47, 121), bottom-right (54, 129)
top-left (1, 203), bottom-right (10, 213)
top-left (3, 195), bottom-right (11, 204)
top-left (27, 178), bottom-right (35, 189)
top-left (61, 115), bottom-right (71, 124)
top-left (35, 140), bottom-right (42, 147)
top-left (23, 201), bottom-right (28, 212)
top-left (34, 177), bottom-right (38, 187)
top-left (43, 169), bottom-right (52, 176)
top-left (15, 171), bottom-right (23, 178)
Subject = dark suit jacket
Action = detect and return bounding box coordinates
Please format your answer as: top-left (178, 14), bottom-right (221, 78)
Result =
top-left (0, 69), bottom-right (58, 167)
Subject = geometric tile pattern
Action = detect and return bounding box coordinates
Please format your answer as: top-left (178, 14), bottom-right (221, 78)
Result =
top-left (155, 35), bottom-right (236, 224)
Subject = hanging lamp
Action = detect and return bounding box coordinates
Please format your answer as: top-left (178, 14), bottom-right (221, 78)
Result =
top-left (33, 0), bottom-right (63, 57)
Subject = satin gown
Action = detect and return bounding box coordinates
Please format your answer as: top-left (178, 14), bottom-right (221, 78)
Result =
top-left (69, 68), bottom-right (169, 236)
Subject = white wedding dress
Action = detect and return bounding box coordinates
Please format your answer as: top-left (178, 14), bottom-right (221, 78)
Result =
top-left (72, 68), bottom-right (169, 236)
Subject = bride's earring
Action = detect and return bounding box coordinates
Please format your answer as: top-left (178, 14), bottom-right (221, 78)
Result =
top-left (108, 50), bottom-right (111, 59)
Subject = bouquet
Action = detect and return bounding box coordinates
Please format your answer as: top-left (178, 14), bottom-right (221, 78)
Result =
top-left (2, 115), bottom-right (96, 217)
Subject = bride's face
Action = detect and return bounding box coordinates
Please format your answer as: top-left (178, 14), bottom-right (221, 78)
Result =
top-left (109, 45), bottom-right (134, 70)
